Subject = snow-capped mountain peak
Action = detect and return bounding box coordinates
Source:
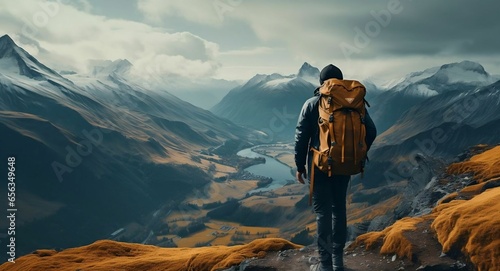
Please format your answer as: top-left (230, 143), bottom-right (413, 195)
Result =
top-left (238, 63), bottom-right (320, 90)
top-left (261, 73), bottom-right (293, 89)
top-left (242, 74), bottom-right (268, 88)
top-left (297, 62), bottom-right (319, 78)
top-left (0, 34), bottom-right (63, 81)
top-left (432, 60), bottom-right (490, 84)
top-left (387, 61), bottom-right (494, 97)
top-left (386, 66), bottom-right (440, 92)
top-left (91, 59), bottom-right (132, 77)
top-left (297, 62), bottom-right (320, 86)
top-left (440, 60), bottom-right (488, 75)
top-left (263, 75), bottom-right (294, 88)
top-left (260, 63), bottom-right (320, 88)
top-left (0, 34), bottom-right (16, 54)
top-left (64, 59), bottom-right (134, 93)
top-left (212, 62), bottom-right (317, 140)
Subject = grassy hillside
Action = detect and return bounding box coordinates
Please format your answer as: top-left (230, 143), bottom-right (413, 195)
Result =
top-left (1, 146), bottom-right (498, 271)
top-left (353, 146), bottom-right (500, 271)
top-left (0, 239), bottom-right (300, 271)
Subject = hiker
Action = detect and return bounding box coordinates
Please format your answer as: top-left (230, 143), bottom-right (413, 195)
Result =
top-left (294, 64), bottom-right (377, 271)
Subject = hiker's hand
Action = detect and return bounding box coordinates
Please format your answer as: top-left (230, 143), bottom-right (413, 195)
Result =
top-left (296, 171), bottom-right (307, 184)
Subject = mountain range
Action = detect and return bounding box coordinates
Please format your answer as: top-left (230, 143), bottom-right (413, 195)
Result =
top-left (362, 61), bottom-right (500, 190)
top-left (368, 60), bottom-right (497, 134)
top-left (346, 61), bottom-right (500, 237)
top-left (211, 62), bottom-right (320, 141)
top-left (0, 34), bottom-right (252, 255)
top-left (1, 32), bottom-right (500, 267)
top-left (2, 144), bottom-right (498, 271)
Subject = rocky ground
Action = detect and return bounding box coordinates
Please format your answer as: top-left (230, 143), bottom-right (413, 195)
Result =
top-left (223, 146), bottom-right (500, 271)
top-left (3, 146), bottom-right (496, 271)
top-left (225, 230), bottom-right (470, 271)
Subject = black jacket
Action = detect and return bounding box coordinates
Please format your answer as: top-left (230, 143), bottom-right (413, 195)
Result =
top-left (294, 95), bottom-right (377, 173)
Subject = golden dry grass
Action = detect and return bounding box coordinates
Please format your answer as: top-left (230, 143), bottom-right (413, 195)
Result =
top-left (353, 216), bottom-right (431, 260)
top-left (437, 192), bottom-right (458, 205)
top-left (353, 146), bottom-right (500, 271)
top-left (447, 146), bottom-right (500, 183)
top-left (432, 187), bottom-right (500, 271)
top-left (0, 238), bottom-right (300, 271)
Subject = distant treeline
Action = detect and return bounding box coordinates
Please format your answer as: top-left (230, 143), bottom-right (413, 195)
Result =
top-left (206, 199), bottom-right (288, 227)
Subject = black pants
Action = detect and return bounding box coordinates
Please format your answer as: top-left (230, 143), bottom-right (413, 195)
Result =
top-left (312, 169), bottom-right (350, 266)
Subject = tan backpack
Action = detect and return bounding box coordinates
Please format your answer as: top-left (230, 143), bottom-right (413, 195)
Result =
top-left (308, 79), bottom-right (368, 204)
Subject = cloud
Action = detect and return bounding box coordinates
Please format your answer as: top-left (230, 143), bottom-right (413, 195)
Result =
top-left (0, 0), bottom-right (220, 78)
top-left (138, 0), bottom-right (224, 25)
top-left (135, 0), bottom-right (500, 78)
top-left (1, 0), bottom-right (499, 82)
top-left (220, 47), bottom-right (275, 57)
top-left (132, 54), bottom-right (220, 80)
top-left (214, 46), bottom-right (295, 80)
top-left (225, 0), bottom-right (500, 60)
top-left (236, 0), bottom-right (500, 80)
top-left (66, 0), bottom-right (93, 13)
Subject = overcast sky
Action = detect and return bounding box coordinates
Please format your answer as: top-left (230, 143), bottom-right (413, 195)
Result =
top-left (1, 0), bottom-right (499, 84)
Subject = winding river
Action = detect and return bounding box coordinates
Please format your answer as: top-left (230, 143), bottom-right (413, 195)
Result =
top-left (236, 147), bottom-right (294, 193)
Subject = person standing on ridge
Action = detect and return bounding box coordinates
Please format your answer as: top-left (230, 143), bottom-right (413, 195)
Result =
top-left (294, 64), bottom-right (377, 271)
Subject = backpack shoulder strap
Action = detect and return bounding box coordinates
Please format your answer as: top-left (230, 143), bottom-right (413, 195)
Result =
top-left (364, 98), bottom-right (371, 108)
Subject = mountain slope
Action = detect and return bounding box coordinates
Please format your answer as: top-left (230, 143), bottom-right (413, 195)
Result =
top-left (354, 146), bottom-right (500, 271)
top-left (0, 35), bottom-right (252, 257)
top-left (0, 35), bottom-right (65, 81)
top-left (4, 146), bottom-right (498, 271)
top-left (0, 238), bottom-right (300, 271)
top-left (369, 61), bottom-right (495, 133)
top-left (375, 80), bottom-right (500, 149)
top-left (211, 62), bottom-right (320, 141)
top-left (69, 58), bottom-right (238, 110)
top-left (343, 77), bottom-right (500, 241)
top-left (349, 79), bottom-right (500, 229)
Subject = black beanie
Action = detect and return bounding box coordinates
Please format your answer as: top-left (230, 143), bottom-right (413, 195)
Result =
top-left (319, 64), bottom-right (343, 84)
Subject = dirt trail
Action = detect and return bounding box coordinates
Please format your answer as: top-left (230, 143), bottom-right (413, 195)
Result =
top-left (239, 223), bottom-right (470, 271)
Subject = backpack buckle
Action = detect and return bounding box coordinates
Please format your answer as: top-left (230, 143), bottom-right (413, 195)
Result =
top-left (327, 156), bottom-right (333, 166)
top-left (329, 115), bottom-right (334, 122)
top-left (327, 97), bottom-right (332, 104)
